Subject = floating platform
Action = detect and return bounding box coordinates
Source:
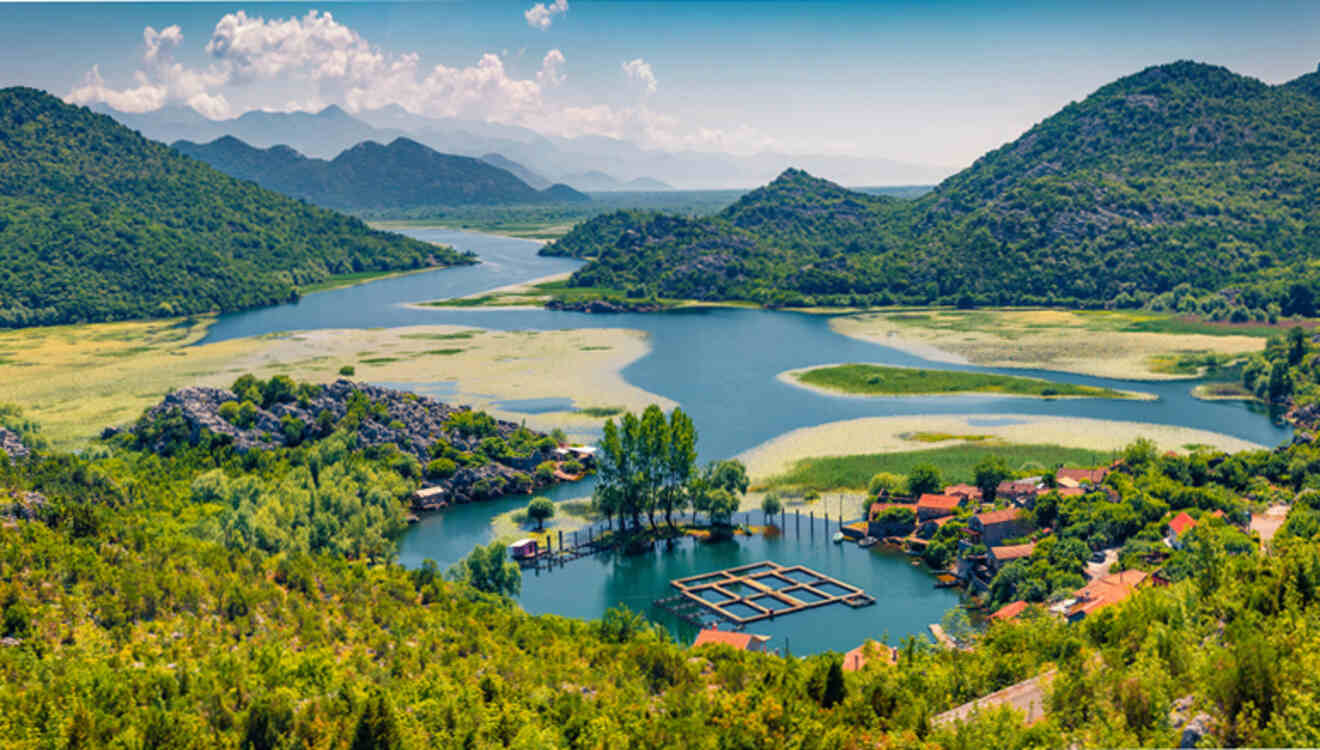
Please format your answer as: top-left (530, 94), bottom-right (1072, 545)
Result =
top-left (663, 560), bottom-right (875, 625)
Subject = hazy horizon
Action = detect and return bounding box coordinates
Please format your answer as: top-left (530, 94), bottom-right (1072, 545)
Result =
top-left (2, 0), bottom-right (1318, 171)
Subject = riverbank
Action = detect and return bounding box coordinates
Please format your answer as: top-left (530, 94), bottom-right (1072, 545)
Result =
top-left (829, 308), bottom-right (1267, 381)
top-left (738, 414), bottom-right (1269, 491)
top-left (781, 363), bottom-right (1150, 400)
top-left (0, 317), bottom-right (669, 451)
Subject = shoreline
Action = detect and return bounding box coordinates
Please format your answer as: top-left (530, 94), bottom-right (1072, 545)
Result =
top-left (777, 363), bottom-right (1156, 401)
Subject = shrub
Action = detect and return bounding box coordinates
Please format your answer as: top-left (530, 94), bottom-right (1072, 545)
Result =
top-left (426, 458), bottom-right (457, 479)
top-left (339, 365), bottom-right (355, 376)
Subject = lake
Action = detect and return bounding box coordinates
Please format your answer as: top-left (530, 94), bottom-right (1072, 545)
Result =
top-left (201, 228), bottom-right (1292, 653)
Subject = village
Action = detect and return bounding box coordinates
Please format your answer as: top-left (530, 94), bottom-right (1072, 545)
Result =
top-left (680, 454), bottom-right (1279, 724)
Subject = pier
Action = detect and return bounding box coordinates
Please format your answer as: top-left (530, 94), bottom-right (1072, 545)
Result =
top-left (659, 560), bottom-right (875, 626)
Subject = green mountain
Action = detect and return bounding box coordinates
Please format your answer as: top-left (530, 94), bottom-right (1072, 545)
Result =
top-left (546, 61), bottom-right (1320, 312)
top-left (173, 136), bottom-right (590, 211)
top-left (0, 88), bottom-right (475, 328)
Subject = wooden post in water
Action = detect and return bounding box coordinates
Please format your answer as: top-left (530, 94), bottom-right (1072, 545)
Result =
top-left (558, 530), bottom-right (563, 554)
top-left (810, 510), bottom-right (814, 536)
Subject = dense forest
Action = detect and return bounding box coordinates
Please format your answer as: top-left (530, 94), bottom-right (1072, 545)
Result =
top-left (173, 136), bottom-right (589, 212)
top-left (0, 88), bottom-right (475, 328)
top-left (4, 384), bottom-right (1320, 745)
top-left (545, 62), bottom-right (1320, 315)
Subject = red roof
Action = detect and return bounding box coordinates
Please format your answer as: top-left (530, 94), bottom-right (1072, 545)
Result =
top-left (989, 600), bottom-right (1029, 621)
top-left (1168, 511), bottom-right (1198, 537)
top-left (976, 508), bottom-right (1026, 526)
top-left (692, 629), bottom-right (768, 651)
top-left (842, 641), bottom-right (898, 671)
top-left (1068, 570), bottom-right (1148, 618)
top-left (990, 543), bottom-right (1036, 563)
top-left (944, 484), bottom-right (983, 500)
top-left (918, 493), bottom-right (961, 511)
top-left (1210, 509), bottom-right (1226, 520)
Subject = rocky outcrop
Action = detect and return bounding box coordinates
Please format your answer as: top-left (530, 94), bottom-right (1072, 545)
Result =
top-left (0, 428), bottom-right (29, 460)
top-left (116, 380), bottom-right (580, 507)
top-left (1, 490), bottom-right (46, 522)
top-left (545, 299), bottom-right (664, 314)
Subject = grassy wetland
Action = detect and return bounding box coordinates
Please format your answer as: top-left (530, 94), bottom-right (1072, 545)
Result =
top-left (785, 362), bottom-right (1140, 399)
top-left (830, 308), bottom-right (1271, 381)
top-left (0, 317), bottom-right (667, 451)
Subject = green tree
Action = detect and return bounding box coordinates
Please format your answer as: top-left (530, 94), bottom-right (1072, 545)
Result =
top-left (527, 497), bottom-right (555, 530)
top-left (868, 471), bottom-right (906, 497)
top-left (660, 407), bottom-right (698, 528)
top-left (350, 691), bottom-right (402, 750)
top-left (453, 541), bottom-right (521, 597)
top-left (762, 493), bottom-right (783, 525)
top-left (974, 457), bottom-right (1011, 501)
top-left (821, 660), bottom-right (847, 709)
top-left (909, 463), bottom-right (943, 496)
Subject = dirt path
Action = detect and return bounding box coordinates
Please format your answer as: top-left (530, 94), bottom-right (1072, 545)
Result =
top-left (1251, 504), bottom-right (1290, 546)
top-left (932, 669), bottom-right (1057, 727)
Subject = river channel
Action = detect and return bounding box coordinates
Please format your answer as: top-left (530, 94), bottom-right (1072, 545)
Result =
top-left (201, 228), bottom-right (1292, 653)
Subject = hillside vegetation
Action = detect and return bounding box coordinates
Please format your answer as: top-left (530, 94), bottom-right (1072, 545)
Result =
top-left (6, 395), bottom-right (1320, 745)
top-left (545, 62), bottom-right (1320, 314)
top-left (173, 136), bottom-right (589, 212)
top-left (0, 88), bottom-right (474, 328)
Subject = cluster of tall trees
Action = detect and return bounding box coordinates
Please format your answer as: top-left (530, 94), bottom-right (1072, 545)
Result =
top-left (592, 405), bottom-right (749, 533)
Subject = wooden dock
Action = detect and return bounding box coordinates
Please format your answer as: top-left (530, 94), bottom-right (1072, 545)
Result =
top-left (661, 561), bottom-right (875, 626)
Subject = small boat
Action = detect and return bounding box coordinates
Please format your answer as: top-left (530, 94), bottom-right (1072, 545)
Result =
top-left (858, 536), bottom-right (878, 548)
top-left (831, 531), bottom-right (845, 544)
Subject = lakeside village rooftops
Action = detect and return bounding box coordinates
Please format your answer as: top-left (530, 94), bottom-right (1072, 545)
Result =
top-left (943, 484), bottom-right (982, 502)
top-left (692, 629), bottom-right (770, 652)
top-left (1054, 569), bottom-right (1149, 621)
top-left (989, 543), bottom-right (1036, 565)
top-left (989, 600), bottom-right (1031, 622)
top-left (917, 493), bottom-right (962, 520)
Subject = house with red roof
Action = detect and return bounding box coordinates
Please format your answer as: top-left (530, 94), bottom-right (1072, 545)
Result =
top-left (988, 600), bottom-right (1030, 622)
top-left (988, 542), bottom-right (1036, 573)
top-left (969, 508), bottom-right (1034, 546)
top-left (692, 629), bottom-right (770, 652)
top-left (1166, 511), bottom-right (1198, 549)
top-left (944, 484), bottom-right (983, 502)
top-left (842, 640), bottom-right (898, 671)
top-left (917, 493), bottom-right (963, 521)
top-left (995, 479), bottom-right (1043, 506)
top-left (1059, 569), bottom-right (1148, 622)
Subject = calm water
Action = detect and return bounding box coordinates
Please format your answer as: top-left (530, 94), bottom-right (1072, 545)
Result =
top-left (202, 228), bottom-right (1292, 653)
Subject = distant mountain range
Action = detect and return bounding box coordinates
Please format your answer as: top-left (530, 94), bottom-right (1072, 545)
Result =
top-left (544, 61), bottom-right (1320, 314)
top-left (92, 102), bottom-right (951, 189)
top-left (173, 136), bottom-right (588, 211)
top-left (0, 88), bottom-right (473, 328)
top-left (557, 171), bottom-right (673, 192)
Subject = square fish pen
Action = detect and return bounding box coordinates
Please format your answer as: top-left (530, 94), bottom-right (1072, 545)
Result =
top-left (659, 560), bottom-right (875, 627)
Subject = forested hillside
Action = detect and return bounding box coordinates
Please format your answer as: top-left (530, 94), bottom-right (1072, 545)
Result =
top-left (0, 88), bottom-right (474, 328)
top-left (6, 387), bottom-right (1320, 744)
top-left (546, 62), bottom-right (1320, 313)
top-left (173, 136), bottom-right (589, 212)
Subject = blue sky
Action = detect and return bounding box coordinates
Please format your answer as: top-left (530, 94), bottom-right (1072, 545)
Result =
top-left (2, 1), bottom-right (1318, 167)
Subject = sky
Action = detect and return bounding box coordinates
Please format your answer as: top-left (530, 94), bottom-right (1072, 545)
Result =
top-left (2, 1), bottom-right (1318, 168)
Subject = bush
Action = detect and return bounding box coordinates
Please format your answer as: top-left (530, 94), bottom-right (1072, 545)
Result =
top-left (426, 458), bottom-right (457, 479)
top-left (339, 365), bottom-right (355, 376)
top-left (218, 401), bottom-right (241, 425)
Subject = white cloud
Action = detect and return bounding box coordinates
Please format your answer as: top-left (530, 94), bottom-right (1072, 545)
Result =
top-left (537, 49), bottom-right (566, 87)
top-left (65, 10), bottom-right (775, 154)
top-left (68, 25), bottom-right (230, 116)
top-left (622, 58), bottom-right (657, 95)
top-left (524, 0), bottom-right (568, 31)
